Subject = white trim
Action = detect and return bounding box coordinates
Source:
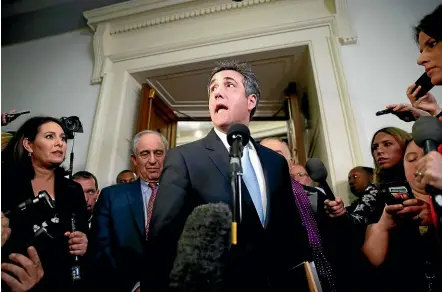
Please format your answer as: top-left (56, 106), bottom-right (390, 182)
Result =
top-left (84, 0), bottom-right (360, 203)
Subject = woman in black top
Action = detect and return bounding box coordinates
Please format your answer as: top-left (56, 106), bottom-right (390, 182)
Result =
top-left (363, 140), bottom-right (441, 291)
top-left (1, 116), bottom-right (89, 291)
top-left (323, 127), bottom-right (412, 292)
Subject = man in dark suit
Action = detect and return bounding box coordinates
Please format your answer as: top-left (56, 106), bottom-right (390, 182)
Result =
top-left (146, 60), bottom-right (310, 291)
top-left (88, 130), bottom-right (168, 292)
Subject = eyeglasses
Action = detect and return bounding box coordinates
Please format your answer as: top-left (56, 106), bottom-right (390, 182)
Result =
top-left (137, 150), bottom-right (164, 159)
top-left (295, 172), bottom-right (309, 177)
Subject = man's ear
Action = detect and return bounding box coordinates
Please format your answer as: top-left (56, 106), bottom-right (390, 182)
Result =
top-left (247, 94), bottom-right (257, 112)
top-left (130, 154), bottom-right (137, 166)
top-left (23, 138), bottom-right (33, 154)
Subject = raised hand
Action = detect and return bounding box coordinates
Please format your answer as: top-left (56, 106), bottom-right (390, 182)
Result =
top-left (1, 247), bottom-right (44, 292)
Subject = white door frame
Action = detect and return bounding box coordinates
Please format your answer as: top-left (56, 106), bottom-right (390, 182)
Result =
top-left (84, 0), bottom-right (360, 203)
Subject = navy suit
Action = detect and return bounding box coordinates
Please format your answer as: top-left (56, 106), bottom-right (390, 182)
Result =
top-left (89, 180), bottom-right (146, 291)
top-left (145, 129), bottom-right (310, 291)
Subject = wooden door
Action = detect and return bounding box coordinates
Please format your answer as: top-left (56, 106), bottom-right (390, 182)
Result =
top-left (286, 83), bottom-right (306, 165)
top-left (137, 84), bottom-right (177, 148)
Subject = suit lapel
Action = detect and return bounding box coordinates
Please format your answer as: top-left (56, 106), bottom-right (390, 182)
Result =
top-left (125, 180), bottom-right (145, 238)
top-left (204, 129), bottom-right (230, 183)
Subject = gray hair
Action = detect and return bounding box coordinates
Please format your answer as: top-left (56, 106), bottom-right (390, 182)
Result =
top-left (260, 137), bottom-right (292, 159)
top-left (207, 60), bottom-right (261, 119)
top-left (132, 130), bottom-right (169, 155)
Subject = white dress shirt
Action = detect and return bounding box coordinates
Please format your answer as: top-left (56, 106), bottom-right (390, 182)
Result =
top-left (214, 127), bottom-right (267, 219)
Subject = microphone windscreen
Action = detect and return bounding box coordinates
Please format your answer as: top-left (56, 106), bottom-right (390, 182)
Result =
top-left (412, 116), bottom-right (442, 148)
top-left (227, 124), bottom-right (250, 147)
top-left (305, 158), bottom-right (328, 182)
top-left (169, 203), bottom-right (232, 291)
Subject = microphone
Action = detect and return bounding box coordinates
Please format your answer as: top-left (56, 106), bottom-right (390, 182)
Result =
top-left (70, 213), bottom-right (82, 283)
top-left (169, 203), bottom-right (232, 292)
top-left (227, 123), bottom-right (250, 174)
top-left (412, 116), bottom-right (442, 154)
top-left (227, 123), bottom-right (250, 245)
top-left (305, 158), bottom-right (336, 201)
top-left (4, 191), bottom-right (55, 216)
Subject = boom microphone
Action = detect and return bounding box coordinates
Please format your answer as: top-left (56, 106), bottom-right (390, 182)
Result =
top-left (305, 158), bottom-right (336, 201)
top-left (4, 191), bottom-right (55, 216)
top-left (169, 203), bottom-right (232, 292)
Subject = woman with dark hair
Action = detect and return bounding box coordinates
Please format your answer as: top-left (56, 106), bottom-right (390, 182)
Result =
top-left (363, 139), bottom-right (442, 291)
top-left (1, 116), bottom-right (89, 291)
top-left (385, 5), bottom-right (442, 122)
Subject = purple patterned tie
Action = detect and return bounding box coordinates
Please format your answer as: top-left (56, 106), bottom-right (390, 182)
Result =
top-left (291, 178), bottom-right (336, 292)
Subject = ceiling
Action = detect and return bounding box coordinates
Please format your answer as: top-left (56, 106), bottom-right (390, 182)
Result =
top-left (2, 0), bottom-right (129, 45)
top-left (176, 120), bottom-right (288, 146)
top-left (133, 46), bottom-right (308, 119)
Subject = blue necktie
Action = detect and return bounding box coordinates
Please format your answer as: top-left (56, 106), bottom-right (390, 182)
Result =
top-left (242, 146), bottom-right (264, 225)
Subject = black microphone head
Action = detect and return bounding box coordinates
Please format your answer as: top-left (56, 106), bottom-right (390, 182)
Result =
top-left (412, 116), bottom-right (442, 148)
top-left (227, 123), bottom-right (250, 147)
top-left (169, 203), bottom-right (232, 291)
top-left (305, 158), bottom-right (328, 182)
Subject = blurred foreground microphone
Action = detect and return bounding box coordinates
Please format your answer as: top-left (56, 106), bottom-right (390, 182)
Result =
top-left (305, 158), bottom-right (336, 200)
top-left (169, 203), bottom-right (232, 292)
top-left (4, 191), bottom-right (54, 216)
top-left (227, 123), bottom-right (250, 245)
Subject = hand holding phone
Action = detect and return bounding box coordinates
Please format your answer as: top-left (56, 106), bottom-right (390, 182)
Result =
top-left (1, 110), bottom-right (30, 126)
top-left (410, 73), bottom-right (434, 101)
top-left (375, 106), bottom-right (416, 122)
top-left (379, 181), bottom-right (414, 205)
top-left (407, 83), bottom-right (441, 117)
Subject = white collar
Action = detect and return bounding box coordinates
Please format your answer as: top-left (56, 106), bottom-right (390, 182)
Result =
top-left (214, 127), bottom-right (230, 151)
top-left (213, 127), bottom-right (255, 152)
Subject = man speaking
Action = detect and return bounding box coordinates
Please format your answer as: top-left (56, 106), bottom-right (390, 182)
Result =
top-left (146, 60), bottom-right (310, 291)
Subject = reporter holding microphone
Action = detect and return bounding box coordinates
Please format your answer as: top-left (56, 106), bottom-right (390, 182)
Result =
top-left (324, 127), bottom-right (411, 226)
top-left (1, 117), bottom-right (89, 291)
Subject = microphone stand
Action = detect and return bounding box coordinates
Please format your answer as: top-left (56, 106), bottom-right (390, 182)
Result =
top-left (229, 138), bottom-right (244, 245)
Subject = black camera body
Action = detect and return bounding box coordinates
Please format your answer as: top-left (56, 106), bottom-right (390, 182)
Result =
top-left (60, 116), bottom-right (83, 139)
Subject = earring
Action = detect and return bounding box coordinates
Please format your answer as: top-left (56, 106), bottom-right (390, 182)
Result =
top-left (28, 152), bottom-right (32, 157)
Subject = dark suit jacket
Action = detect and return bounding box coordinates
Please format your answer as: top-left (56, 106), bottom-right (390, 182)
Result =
top-left (145, 129), bottom-right (310, 291)
top-left (89, 180), bottom-right (146, 291)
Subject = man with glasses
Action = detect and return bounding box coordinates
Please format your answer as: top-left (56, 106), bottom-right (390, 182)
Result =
top-left (291, 164), bottom-right (314, 186)
top-left (88, 130), bottom-right (168, 292)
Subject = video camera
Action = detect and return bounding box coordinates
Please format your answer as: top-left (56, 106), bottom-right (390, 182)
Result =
top-left (60, 116), bottom-right (83, 139)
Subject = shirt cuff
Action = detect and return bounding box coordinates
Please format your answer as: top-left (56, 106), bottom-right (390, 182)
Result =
top-left (131, 281), bottom-right (140, 292)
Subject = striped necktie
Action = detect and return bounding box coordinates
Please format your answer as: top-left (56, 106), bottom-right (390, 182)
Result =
top-left (145, 183), bottom-right (158, 239)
